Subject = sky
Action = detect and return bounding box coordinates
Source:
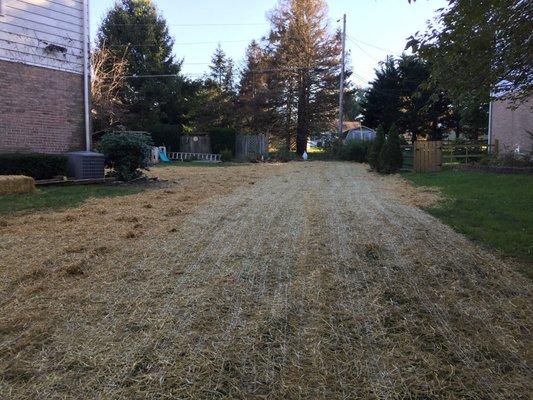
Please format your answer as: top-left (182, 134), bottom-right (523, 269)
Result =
top-left (90, 0), bottom-right (447, 87)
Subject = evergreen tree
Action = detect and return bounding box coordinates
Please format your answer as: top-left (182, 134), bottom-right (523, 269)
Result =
top-left (361, 57), bottom-right (401, 132)
top-left (96, 0), bottom-right (187, 129)
top-left (379, 124), bottom-right (403, 174)
top-left (368, 125), bottom-right (385, 171)
top-left (237, 40), bottom-right (275, 134)
top-left (265, 0), bottom-right (346, 155)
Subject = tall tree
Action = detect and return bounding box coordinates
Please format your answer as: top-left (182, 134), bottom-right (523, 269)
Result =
top-left (265, 0), bottom-right (345, 155)
top-left (96, 0), bottom-right (186, 128)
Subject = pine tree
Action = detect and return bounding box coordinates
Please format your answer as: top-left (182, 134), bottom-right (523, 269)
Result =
top-left (96, 0), bottom-right (186, 129)
top-left (264, 0), bottom-right (346, 154)
top-left (379, 124), bottom-right (403, 174)
top-left (237, 41), bottom-right (275, 134)
top-left (368, 125), bottom-right (385, 171)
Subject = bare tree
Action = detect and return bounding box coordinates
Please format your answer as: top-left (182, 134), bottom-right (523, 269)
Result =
top-left (90, 44), bottom-right (128, 133)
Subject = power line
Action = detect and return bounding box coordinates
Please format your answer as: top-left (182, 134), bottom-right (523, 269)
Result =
top-left (108, 40), bottom-right (250, 48)
top-left (103, 22), bottom-right (267, 27)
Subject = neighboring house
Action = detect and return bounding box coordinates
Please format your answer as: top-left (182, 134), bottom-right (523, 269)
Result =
top-left (489, 95), bottom-right (532, 154)
top-left (0, 0), bottom-right (90, 154)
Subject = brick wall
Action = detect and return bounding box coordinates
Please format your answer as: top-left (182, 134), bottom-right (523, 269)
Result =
top-left (0, 59), bottom-right (85, 154)
top-left (490, 96), bottom-right (533, 154)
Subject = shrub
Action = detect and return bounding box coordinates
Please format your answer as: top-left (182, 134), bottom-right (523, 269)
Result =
top-left (220, 149), bottom-right (233, 162)
top-left (99, 132), bottom-right (153, 181)
top-left (340, 140), bottom-right (372, 162)
top-left (0, 153), bottom-right (68, 180)
top-left (379, 124), bottom-right (403, 174)
top-left (368, 126), bottom-right (385, 171)
top-left (208, 128), bottom-right (236, 154)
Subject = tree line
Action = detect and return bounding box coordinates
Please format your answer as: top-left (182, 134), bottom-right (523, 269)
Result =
top-left (92, 0), bottom-right (345, 155)
top-left (92, 0), bottom-right (531, 152)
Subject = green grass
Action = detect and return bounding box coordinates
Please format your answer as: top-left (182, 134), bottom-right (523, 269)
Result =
top-left (403, 170), bottom-right (533, 276)
top-left (0, 185), bottom-right (142, 215)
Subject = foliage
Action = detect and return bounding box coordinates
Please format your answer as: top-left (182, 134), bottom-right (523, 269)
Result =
top-left (338, 140), bottom-right (371, 163)
top-left (0, 185), bottom-right (141, 215)
top-left (147, 123), bottom-right (181, 151)
top-left (407, 0), bottom-right (532, 108)
top-left (362, 55), bottom-right (462, 141)
top-left (237, 40), bottom-right (276, 135)
top-left (480, 152), bottom-right (533, 168)
top-left (263, 0), bottom-right (348, 155)
top-left (220, 150), bottom-right (234, 162)
top-left (99, 132), bottom-right (153, 181)
top-left (189, 47), bottom-right (237, 131)
top-left (404, 170), bottom-right (533, 273)
top-left (368, 126), bottom-right (385, 171)
top-left (96, 0), bottom-right (190, 129)
top-left (379, 125), bottom-right (403, 174)
top-left (208, 128), bottom-right (236, 155)
top-left (0, 153), bottom-right (68, 180)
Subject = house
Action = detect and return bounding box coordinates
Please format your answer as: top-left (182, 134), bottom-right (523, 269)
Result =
top-left (489, 95), bottom-right (532, 154)
top-left (0, 0), bottom-right (90, 154)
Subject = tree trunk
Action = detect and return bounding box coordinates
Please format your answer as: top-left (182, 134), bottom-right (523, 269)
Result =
top-left (296, 73), bottom-right (309, 156)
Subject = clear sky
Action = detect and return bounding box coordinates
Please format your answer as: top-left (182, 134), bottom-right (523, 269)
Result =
top-left (90, 0), bottom-right (447, 87)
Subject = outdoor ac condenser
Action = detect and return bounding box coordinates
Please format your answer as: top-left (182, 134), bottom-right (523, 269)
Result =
top-left (67, 151), bottom-right (105, 180)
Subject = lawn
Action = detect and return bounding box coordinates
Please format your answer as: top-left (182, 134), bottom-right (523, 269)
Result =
top-left (403, 170), bottom-right (533, 275)
top-left (0, 185), bottom-right (142, 214)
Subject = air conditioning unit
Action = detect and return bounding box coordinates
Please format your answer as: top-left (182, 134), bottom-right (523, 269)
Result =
top-left (67, 151), bottom-right (105, 180)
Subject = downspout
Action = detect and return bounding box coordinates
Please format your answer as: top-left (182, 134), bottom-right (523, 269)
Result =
top-left (82, 0), bottom-right (91, 151)
top-left (487, 101), bottom-right (493, 154)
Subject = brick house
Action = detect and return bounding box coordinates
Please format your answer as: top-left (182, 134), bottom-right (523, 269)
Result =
top-left (489, 95), bottom-right (533, 154)
top-left (0, 0), bottom-right (90, 154)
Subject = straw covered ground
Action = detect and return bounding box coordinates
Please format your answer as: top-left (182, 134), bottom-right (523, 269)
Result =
top-left (0, 162), bottom-right (531, 399)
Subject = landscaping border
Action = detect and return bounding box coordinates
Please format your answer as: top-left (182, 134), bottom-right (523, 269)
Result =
top-left (453, 164), bottom-right (533, 175)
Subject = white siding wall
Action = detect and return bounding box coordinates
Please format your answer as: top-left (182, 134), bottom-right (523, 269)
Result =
top-left (0, 0), bottom-right (84, 74)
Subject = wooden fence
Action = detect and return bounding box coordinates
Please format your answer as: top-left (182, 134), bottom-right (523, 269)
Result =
top-left (180, 135), bottom-right (211, 154)
top-left (235, 134), bottom-right (269, 161)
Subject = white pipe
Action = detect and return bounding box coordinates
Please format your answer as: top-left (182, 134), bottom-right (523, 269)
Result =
top-left (487, 101), bottom-right (493, 153)
top-left (82, 0), bottom-right (91, 151)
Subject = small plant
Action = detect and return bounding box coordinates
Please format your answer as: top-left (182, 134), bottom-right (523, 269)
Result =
top-left (368, 125), bottom-right (386, 171)
top-left (220, 149), bottom-right (233, 162)
top-left (99, 132), bottom-right (153, 181)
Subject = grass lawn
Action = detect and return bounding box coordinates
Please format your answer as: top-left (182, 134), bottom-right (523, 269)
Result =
top-left (0, 185), bottom-right (142, 215)
top-left (403, 170), bottom-right (533, 276)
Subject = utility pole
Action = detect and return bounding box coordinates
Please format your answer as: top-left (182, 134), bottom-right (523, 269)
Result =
top-left (338, 13), bottom-right (346, 137)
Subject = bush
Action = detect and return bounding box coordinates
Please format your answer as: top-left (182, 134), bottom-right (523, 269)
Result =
top-left (368, 126), bottom-right (385, 171)
top-left (99, 132), bottom-right (153, 181)
top-left (208, 128), bottom-right (236, 154)
top-left (220, 149), bottom-right (233, 162)
top-left (379, 124), bottom-right (403, 174)
top-left (0, 153), bottom-right (68, 180)
top-left (339, 140), bottom-right (371, 162)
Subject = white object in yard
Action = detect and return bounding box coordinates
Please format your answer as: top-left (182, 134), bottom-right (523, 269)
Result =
top-left (151, 147), bottom-right (160, 164)
top-left (302, 151), bottom-right (308, 161)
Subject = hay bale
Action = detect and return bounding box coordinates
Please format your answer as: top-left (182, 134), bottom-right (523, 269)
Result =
top-left (0, 175), bottom-right (36, 196)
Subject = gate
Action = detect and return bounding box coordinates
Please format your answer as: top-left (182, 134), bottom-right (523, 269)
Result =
top-left (235, 134), bottom-right (269, 160)
top-left (414, 141), bottom-right (442, 172)
top-left (402, 141), bottom-right (443, 173)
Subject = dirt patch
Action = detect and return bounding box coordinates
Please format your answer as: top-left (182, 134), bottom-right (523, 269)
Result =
top-left (0, 162), bottom-right (531, 399)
